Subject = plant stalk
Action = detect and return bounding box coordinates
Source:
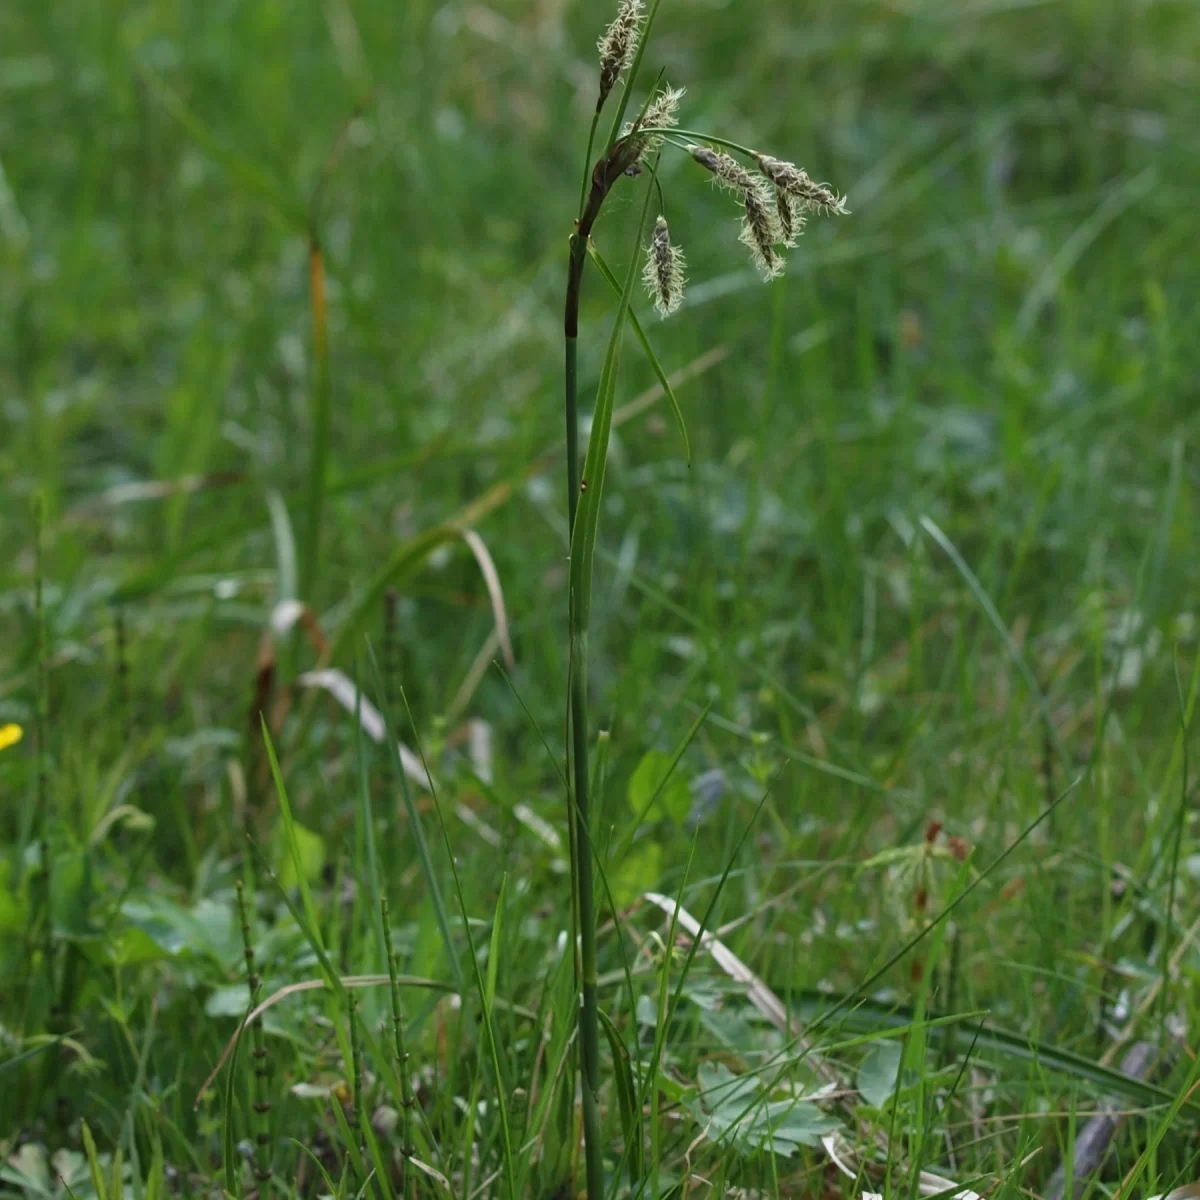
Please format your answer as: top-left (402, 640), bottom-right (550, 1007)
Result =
top-left (562, 139), bottom-right (635, 1200)
top-left (301, 234), bottom-right (331, 606)
top-left (236, 880), bottom-right (272, 1191)
top-left (382, 898), bottom-right (417, 1200)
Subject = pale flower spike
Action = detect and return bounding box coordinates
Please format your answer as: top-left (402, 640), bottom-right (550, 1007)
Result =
top-left (754, 153), bottom-right (850, 216)
top-left (623, 85), bottom-right (685, 160)
top-left (774, 188), bottom-right (803, 247)
top-left (643, 215), bottom-right (686, 316)
top-left (739, 187), bottom-right (784, 279)
top-left (597, 0), bottom-right (644, 111)
top-left (687, 144), bottom-right (783, 279)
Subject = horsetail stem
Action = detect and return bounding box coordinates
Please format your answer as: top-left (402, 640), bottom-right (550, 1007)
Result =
top-left (349, 992), bottom-right (363, 1131)
top-left (381, 898), bottom-right (417, 1200)
top-left (236, 880), bottom-right (272, 1189)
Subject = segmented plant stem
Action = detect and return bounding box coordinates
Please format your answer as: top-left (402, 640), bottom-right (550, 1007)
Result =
top-left (349, 993), bottom-right (364, 1131)
top-left (301, 236), bottom-right (331, 605)
top-left (381, 898), bottom-right (417, 1200)
top-left (33, 497), bottom-right (53, 976)
top-left (236, 880), bottom-right (272, 1189)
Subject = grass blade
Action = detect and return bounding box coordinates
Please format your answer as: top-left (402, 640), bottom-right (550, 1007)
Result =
top-left (611, 699), bottom-right (712, 865)
top-left (569, 161), bottom-right (661, 636)
top-left (587, 240), bottom-right (690, 464)
top-left (365, 647), bottom-right (463, 990)
top-left (399, 692), bottom-right (519, 1200)
top-left (599, 1008), bottom-right (644, 1188)
top-left (920, 514), bottom-right (1068, 767)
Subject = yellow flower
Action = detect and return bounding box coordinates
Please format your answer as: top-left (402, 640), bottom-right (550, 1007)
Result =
top-left (0, 724), bottom-right (24, 752)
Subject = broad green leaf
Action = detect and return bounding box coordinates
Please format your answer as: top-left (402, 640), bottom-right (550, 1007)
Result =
top-left (856, 1040), bottom-right (902, 1109)
top-left (627, 749), bottom-right (690, 825)
top-left (122, 896), bottom-right (239, 966)
top-left (0, 860), bottom-right (27, 934)
top-left (104, 926), bottom-right (168, 968)
top-left (611, 842), bottom-right (661, 909)
top-left (695, 1063), bottom-right (838, 1157)
top-left (273, 818), bottom-right (326, 890)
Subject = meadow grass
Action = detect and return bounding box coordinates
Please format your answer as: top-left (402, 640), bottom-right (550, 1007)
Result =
top-left (3, 1), bottom-right (1200, 1197)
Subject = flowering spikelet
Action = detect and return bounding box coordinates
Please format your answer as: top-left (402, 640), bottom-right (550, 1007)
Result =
top-left (773, 188), bottom-right (803, 247)
top-left (642, 215), bottom-right (686, 316)
top-left (754, 153), bottom-right (849, 216)
top-left (623, 85), bottom-right (684, 158)
top-left (687, 144), bottom-right (758, 196)
top-left (688, 144), bottom-right (783, 278)
top-left (597, 0), bottom-right (643, 111)
top-left (739, 186), bottom-right (784, 279)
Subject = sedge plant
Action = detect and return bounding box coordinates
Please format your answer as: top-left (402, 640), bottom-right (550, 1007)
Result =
top-left (563, 2), bottom-right (848, 1194)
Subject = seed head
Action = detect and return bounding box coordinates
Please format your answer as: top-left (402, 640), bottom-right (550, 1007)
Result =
top-left (773, 188), bottom-right (803, 247)
top-left (641, 85), bottom-right (684, 133)
top-left (754, 154), bottom-right (849, 215)
top-left (597, 0), bottom-right (644, 111)
top-left (643, 215), bottom-right (686, 316)
top-left (622, 85), bottom-right (685, 162)
top-left (687, 144), bottom-right (759, 196)
top-left (688, 144), bottom-right (783, 278)
top-left (739, 186), bottom-right (784, 279)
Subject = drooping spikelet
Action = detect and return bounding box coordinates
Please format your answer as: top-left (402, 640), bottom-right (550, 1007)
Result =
top-left (642, 215), bottom-right (686, 316)
top-left (753, 153), bottom-right (849, 216)
top-left (597, 0), bottom-right (644, 111)
top-left (739, 186), bottom-right (784, 279)
top-left (687, 144), bottom-right (757, 196)
top-left (688, 144), bottom-right (783, 279)
top-left (773, 188), bottom-right (803, 247)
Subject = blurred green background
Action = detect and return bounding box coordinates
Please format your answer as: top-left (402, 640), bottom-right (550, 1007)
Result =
top-left (2, 0), bottom-right (1200, 1190)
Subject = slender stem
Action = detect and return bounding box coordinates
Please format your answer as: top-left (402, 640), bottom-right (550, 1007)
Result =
top-left (236, 880), bottom-right (272, 1191)
top-left (301, 234), bottom-right (331, 605)
top-left (638, 126), bottom-right (762, 158)
top-left (568, 634), bottom-right (604, 1200)
top-left (349, 993), bottom-right (364, 1145)
top-left (578, 112), bottom-right (602, 220)
top-left (563, 141), bottom-right (631, 1200)
top-left (565, 245), bottom-right (605, 1200)
top-left (382, 898), bottom-right (417, 1200)
top-left (565, 330), bottom-right (581, 532)
top-left (33, 495), bottom-right (53, 976)
top-left (651, 943), bottom-right (668, 1200)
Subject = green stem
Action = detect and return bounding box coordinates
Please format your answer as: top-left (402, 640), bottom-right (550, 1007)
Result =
top-left (301, 234), bottom-right (331, 605)
top-left (236, 880), bottom-right (272, 1191)
top-left (562, 130), bottom-right (646, 1200)
top-left (638, 126), bottom-right (762, 158)
top-left (33, 495), bottom-right (55, 1022)
top-left (381, 898), bottom-right (417, 1200)
top-left (569, 635), bottom-right (604, 1200)
top-left (578, 112), bottom-right (601, 220)
top-left (565, 330), bottom-right (582, 533)
top-left (565, 245), bottom-right (604, 1199)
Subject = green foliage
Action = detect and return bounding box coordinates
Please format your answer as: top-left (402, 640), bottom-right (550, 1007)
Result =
top-left (856, 1040), bottom-right (903, 1111)
top-left (3, 0), bottom-right (1200, 1196)
top-left (626, 748), bottom-right (691, 826)
top-left (690, 1062), bottom-right (841, 1157)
